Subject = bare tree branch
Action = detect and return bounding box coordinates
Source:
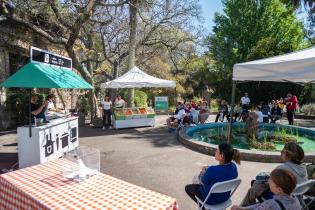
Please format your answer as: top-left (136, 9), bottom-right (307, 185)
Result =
top-left (0, 2), bottom-right (67, 44)
top-left (47, 0), bottom-right (72, 29)
top-left (98, 0), bottom-right (130, 7)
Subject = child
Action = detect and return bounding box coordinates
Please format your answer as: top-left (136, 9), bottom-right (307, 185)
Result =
top-left (232, 169), bottom-right (301, 210)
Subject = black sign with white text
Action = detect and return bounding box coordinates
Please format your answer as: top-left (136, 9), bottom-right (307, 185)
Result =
top-left (30, 46), bottom-right (72, 69)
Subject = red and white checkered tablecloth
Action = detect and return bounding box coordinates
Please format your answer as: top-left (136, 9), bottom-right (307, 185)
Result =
top-left (0, 158), bottom-right (179, 210)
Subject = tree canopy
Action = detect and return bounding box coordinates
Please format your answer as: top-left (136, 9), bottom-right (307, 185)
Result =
top-left (0, 0), bottom-right (314, 114)
top-left (202, 0), bottom-right (309, 103)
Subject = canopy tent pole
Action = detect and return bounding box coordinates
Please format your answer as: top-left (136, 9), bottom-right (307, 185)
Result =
top-left (228, 81), bottom-right (236, 143)
top-left (29, 89), bottom-right (32, 137)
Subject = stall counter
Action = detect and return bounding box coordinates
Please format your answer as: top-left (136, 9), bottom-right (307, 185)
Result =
top-left (17, 117), bottom-right (79, 168)
top-left (113, 107), bottom-right (155, 129)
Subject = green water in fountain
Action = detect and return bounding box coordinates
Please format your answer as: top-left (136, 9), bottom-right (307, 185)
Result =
top-left (189, 125), bottom-right (315, 152)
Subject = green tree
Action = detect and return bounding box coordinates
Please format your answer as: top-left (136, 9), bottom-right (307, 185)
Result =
top-left (206, 0), bottom-right (306, 102)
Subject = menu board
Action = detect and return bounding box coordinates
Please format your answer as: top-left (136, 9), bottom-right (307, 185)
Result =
top-left (30, 46), bottom-right (72, 69)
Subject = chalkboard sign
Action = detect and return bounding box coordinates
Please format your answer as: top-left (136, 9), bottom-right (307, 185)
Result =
top-left (30, 46), bottom-right (72, 69)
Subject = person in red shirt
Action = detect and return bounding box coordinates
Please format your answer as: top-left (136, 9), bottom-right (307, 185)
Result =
top-left (285, 93), bottom-right (298, 125)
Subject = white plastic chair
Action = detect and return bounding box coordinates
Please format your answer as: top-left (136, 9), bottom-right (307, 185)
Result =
top-left (195, 178), bottom-right (242, 210)
top-left (293, 180), bottom-right (315, 210)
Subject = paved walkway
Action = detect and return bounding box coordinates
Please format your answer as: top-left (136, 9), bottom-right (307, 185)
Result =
top-left (1, 114), bottom-right (314, 209)
top-left (79, 115), bottom-right (277, 210)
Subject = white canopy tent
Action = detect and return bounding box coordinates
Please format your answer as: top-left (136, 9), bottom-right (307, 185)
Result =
top-left (233, 46), bottom-right (315, 83)
top-left (101, 66), bottom-right (176, 88)
top-left (228, 46), bottom-right (315, 142)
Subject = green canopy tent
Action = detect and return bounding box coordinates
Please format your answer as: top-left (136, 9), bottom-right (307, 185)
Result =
top-left (0, 62), bottom-right (93, 136)
top-left (1, 62), bottom-right (93, 89)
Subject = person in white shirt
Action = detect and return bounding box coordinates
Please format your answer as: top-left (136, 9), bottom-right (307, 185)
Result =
top-left (240, 93), bottom-right (250, 121)
top-left (100, 95), bottom-right (112, 130)
top-left (45, 94), bottom-right (65, 122)
top-left (166, 107), bottom-right (186, 132)
top-left (114, 95), bottom-right (126, 108)
top-left (46, 94), bottom-right (63, 113)
top-left (240, 92), bottom-right (250, 110)
top-left (175, 108), bottom-right (186, 120)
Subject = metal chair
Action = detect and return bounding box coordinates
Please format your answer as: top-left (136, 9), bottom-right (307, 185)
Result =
top-left (195, 178), bottom-right (242, 210)
top-left (293, 180), bottom-right (315, 210)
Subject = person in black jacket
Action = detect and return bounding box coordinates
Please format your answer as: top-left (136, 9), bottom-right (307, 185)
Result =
top-left (25, 95), bottom-right (48, 123)
top-left (215, 100), bottom-right (229, 122)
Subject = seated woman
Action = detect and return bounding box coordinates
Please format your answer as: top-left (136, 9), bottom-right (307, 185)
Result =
top-left (232, 168), bottom-right (301, 210)
top-left (230, 105), bottom-right (242, 122)
top-left (166, 107), bottom-right (186, 132)
top-left (185, 143), bottom-right (241, 205)
top-left (215, 100), bottom-right (229, 122)
top-left (270, 101), bottom-right (283, 123)
top-left (174, 102), bottom-right (184, 114)
top-left (241, 142), bottom-right (307, 206)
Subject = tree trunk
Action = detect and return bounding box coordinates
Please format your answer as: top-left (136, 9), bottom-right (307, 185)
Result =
top-left (86, 59), bottom-right (97, 120)
top-left (66, 46), bottom-right (96, 120)
top-left (127, 0), bottom-right (138, 107)
top-left (110, 61), bottom-right (119, 102)
top-left (55, 89), bottom-right (66, 110)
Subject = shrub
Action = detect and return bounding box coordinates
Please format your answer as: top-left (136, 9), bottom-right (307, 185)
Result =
top-left (76, 94), bottom-right (91, 114)
top-left (301, 103), bottom-right (315, 115)
top-left (211, 99), bottom-right (219, 112)
top-left (120, 89), bottom-right (148, 107)
top-left (134, 90), bottom-right (147, 107)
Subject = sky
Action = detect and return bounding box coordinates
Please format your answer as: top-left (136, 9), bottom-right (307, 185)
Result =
top-left (199, 0), bottom-right (224, 33)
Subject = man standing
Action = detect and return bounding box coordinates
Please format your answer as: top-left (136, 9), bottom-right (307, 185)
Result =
top-left (25, 95), bottom-right (48, 123)
top-left (240, 92), bottom-right (250, 112)
top-left (285, 93), bottom-right (298, 125)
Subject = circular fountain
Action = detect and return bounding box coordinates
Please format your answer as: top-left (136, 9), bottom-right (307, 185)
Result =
top-left (178, 122), bottom-right (315, 163)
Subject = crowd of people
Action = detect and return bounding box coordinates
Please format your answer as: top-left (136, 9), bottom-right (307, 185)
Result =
top-left (166, 92), bottom-right (299, 132)
top-left (166, 99), bottom-right (211, 132)
top-left (98, 90), bottom-right (300, 133)
top-left (185, 142), bottom-right (315, 210)
top-left (215, 92), bottom-right (298, 125)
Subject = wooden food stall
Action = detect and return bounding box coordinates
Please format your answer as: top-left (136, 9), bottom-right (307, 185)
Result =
top-left (0, 47), bottom-right (93, 168)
